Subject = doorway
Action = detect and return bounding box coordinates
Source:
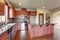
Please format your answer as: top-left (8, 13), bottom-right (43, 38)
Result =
top-left (39, 14), bottom-right (44, 25)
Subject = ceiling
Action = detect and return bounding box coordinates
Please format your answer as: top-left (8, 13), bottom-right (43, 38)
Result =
top-left (7, 0), bottom-right (60, 10)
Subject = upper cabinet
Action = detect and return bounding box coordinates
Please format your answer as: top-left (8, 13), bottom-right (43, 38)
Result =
top-left (0, 2), bottom-right (4, 15)
top-left (13, 8), bottom-right (16, 18)
top-left (9, 7), bottom-right (13, 18)
top-left (9, 7), bottom-right (16, 18)
top-left (15, 11), bottom-right (20, 18)
top-left (29, 11), bottom-right (37, 16)
top-left (9, 8), bottom-right (37, 18)
top-left (9, 8), bottom-right (28, 18)
top-left (20, 8), bottom-right (28, 16)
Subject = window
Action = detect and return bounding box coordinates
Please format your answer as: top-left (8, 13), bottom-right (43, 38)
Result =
top-left (30, 16), bottom-right (38, 25)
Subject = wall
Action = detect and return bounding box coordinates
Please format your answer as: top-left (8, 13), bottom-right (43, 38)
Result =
top-left (50, 11), bottom-right (60, 24)
top-left (37, 9), bottom-right (51, 24)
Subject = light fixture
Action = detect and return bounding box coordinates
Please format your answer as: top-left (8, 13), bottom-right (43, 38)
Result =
top-left (42, 6), bottom-right (45, 8)
top-left (19, 3), bottom-right (21, 5)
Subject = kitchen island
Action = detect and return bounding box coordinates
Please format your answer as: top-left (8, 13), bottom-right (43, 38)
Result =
top-left (28, 24), bottom-right (54, 38)
top-left (0, 23), bottom-right (20, 40)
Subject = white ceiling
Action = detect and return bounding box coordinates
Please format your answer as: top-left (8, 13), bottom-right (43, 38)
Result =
top-left (8, 0), bottom-right (60, 10)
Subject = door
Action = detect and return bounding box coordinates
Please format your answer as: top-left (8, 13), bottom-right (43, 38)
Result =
top-left (39, 14), bottom-right (44, 25)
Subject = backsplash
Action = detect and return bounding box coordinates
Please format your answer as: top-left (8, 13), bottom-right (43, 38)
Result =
top-left (0, 16), bottom-right (5, 22)
top-left (9, 18), bottom-right (26, 23)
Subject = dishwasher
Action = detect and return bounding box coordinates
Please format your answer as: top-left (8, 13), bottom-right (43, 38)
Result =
top-left (8, 27), bottom-right (14, 40)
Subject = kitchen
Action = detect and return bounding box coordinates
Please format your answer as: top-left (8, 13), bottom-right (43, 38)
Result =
top-left (0, 0), bottom-right (60, 40)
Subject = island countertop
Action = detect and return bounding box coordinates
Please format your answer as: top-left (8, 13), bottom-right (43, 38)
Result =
top-left (0, 23), bottom-right (16, 35)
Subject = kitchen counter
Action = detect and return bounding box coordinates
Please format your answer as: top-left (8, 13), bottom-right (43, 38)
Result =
top-left (0, 23), bottom-right (16, 35)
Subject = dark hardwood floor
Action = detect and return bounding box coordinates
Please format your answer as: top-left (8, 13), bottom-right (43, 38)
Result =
top-left (14, 30), bottom-right (54, 40)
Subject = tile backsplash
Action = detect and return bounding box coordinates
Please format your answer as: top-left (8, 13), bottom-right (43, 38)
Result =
top-left (0, 16), bottom-right (5, 22)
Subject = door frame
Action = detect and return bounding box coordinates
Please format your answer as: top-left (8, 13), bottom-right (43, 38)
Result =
top-left (39, 13), bottom-right (44, 25)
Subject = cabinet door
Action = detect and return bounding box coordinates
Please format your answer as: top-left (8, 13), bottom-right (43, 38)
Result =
top-left (5, 38), bottom-right (9, 40)
top-left (30, 11), bottom-right (37, 16)
top-left (15, 11), bottom-right (20, 18)
top-left (0, 3), bottom-right (4, 15)
top-left (13, 9), bottom-right (16, 18)
top-left (9, 7), bottom-right (16, 18)
top-left (14, 25), bottom-right (18, 37)
top-left (9, 7), bottom-right (13, 18)
top-left (0, 32), bottom-right (8, 40)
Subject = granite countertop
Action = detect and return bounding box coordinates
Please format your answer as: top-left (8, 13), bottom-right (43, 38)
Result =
top-left (0, 23), bottom-right (16, 35)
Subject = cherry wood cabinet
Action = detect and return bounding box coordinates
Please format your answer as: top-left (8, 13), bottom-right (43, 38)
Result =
top-left (9, 8), bottom-right (20, 18)
top-left (0, 32), bottom-right (9, 40)
top-left (0, 2), bottom-right (4, 15)
top-left (29, 11), bottom-right (37, 16)
top-left (14, 24), bottom-right (20, 37)
top-left (20, 8), bottom-right (28, 16)
top-left (15, 11), bottom-right (20, 18)
top-left (9, 7), bottom-right (13, 18)
top-left (9, 8), bottom-right (37, 18)
top-left (13, 9), bottom-right (16, 18)
top-left (9, 7), bottom-right (16, 18)
top-left (0, 24), bottom-right (20, 40)
top-left (14, 24), bottom-right (17, 37)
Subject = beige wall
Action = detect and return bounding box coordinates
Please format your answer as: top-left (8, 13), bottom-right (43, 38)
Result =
top-left (50, 11), bottom-right (60, 24)
top-left (37, 9), bottom-right (51, 24)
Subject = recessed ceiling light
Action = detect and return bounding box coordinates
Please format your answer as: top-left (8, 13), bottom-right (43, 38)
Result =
top-left (19, 3), bottom-right (21, 5)
top-left (42, 6), bottom-right (45, 8)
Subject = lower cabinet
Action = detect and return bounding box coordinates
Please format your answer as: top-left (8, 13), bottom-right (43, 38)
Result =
top-left (0, 32), bottom-right (9, 40)
top-left (14, 24), bottom-right (20, 38)
top-left (0, 24), bottom-right (20, 40)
